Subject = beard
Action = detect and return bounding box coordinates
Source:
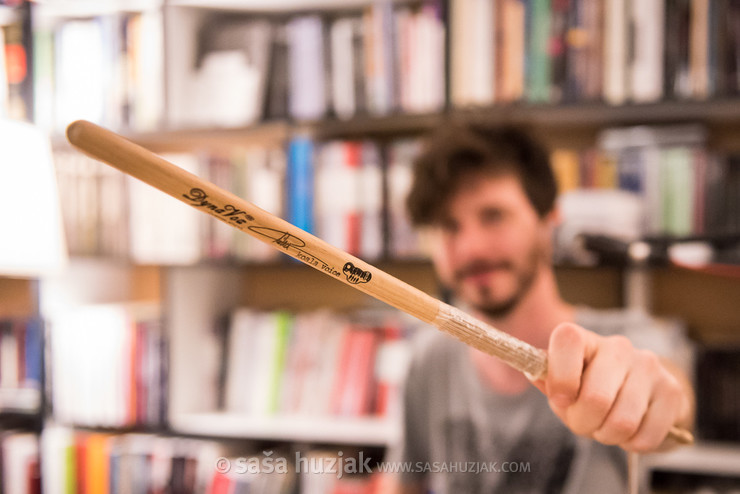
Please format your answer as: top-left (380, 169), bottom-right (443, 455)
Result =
top-left (453, 242), bottom-right (544, 319)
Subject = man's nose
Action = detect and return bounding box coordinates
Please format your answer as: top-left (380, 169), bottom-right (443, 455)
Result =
top-left (452, 223), bottom-right (491, 260)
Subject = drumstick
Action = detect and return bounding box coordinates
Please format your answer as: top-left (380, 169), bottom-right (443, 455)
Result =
top-left (65, 119), bottom-right (693, 446)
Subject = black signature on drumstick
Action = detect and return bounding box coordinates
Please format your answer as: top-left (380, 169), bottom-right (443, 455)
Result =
top-left (248, 226), bottom-right (341, 277)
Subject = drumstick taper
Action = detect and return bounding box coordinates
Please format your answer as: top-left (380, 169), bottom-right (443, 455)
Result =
top-left (65, 119), bottom-right (693, 446)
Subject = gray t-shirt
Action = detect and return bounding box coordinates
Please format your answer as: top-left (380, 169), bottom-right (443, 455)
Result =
top-left (389, 307), bottom-right (674, 494)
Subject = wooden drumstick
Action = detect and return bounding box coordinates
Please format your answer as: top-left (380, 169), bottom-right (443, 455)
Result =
top-left (66, 119), bottom-right (694, 446)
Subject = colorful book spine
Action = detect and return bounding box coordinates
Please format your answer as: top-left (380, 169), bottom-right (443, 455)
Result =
top-left (288, 136), bottom-right (315, 235)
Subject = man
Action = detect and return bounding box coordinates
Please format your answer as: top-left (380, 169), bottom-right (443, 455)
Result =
top-left (384, 123), bottom-right (694, 493)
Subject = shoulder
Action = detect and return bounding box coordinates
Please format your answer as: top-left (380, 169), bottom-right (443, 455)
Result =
top-left (401, 326), bottom-right (469, 393)
top-left (574, 306), bottom-right (688, 359)
top-left (575, 306), bottom-right (657, 337)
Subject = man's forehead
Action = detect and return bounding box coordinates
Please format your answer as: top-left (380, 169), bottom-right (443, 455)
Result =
top-left (431, 173), bottom-right (528, 220)
top-left (450, 170), bottom-right (525, 198)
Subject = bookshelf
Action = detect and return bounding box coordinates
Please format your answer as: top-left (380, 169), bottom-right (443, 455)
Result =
top-left (30, 0), bottom-right (161, 19)
top-left (170, 413), bottom-right (399, 446)
top-left (0, 3), bottom-right (17, 25)
top-left (0, 277), bottom-right (42, 415)
top-left (0, 276), bottom-right (43, 492)
top-left (168, 0), bottom-right (416, 11)
top-left (642, 442), bottom-right (740, 491)
top-left (0, 278), bottom-right (36, 319)
top-left (5, 0), bottom-right (740, 491)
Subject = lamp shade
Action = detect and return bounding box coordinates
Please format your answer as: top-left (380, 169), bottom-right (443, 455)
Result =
top-left (0, 119), bottom-right (67, 276)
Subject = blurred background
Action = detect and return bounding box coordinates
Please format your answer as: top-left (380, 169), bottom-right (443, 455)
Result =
top-left (1, 0), bottom-right (740, 492)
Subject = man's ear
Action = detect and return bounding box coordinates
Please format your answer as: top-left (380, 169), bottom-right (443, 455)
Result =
top-left (543, 206), bottom-right (562, 230)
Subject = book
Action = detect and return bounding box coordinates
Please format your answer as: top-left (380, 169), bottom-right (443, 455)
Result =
top-left (203, 152), bottom-right (234, 259)
top-left (527, 0), bottom-right (552, 103)
top-left (129, 152), bottom-right (202, 265)
top-left (331, 328), bottom-right (379, 416)
top-left (498, 0), bottom-right (526, 102)
top-left (564, 0), bottom-right (589, 101)
top-left (231, 146), bottom-right (285, 261)
top-left (719, 0), bottom-right (740, 96)
top-left (602, 0), bottom-right (628, 104)
top-left (630, 0), bottom-right (665, 102)
top-left (287, 136), bottom-right (315, 235)
top-left (386, 139), bottom-right (422, 259)
top-left (41, 427), bottom-right (228, 493)
top-left (287, 15), bottom-right (327, 121)
top-left (22, 317), bottom-right (43, 389)
top-left (197, 18), bottom-right (273, 126)
top-left (660, 146), bottom-right (695, 236)
top-left (54, 18), bottom-right (106, 131)
top-left (690, 0), bottom-right (711, 100)
top-left (315, 141), bottom-right (362, 256)
top-left (596, 124), bottom-right (707, 235)
top-left (373, 324), bottom-right (412, 417)
top-left (83, 434), bottom-right (110, 494)
top-left (550, 148), bottom-right (581, 193)
top-left (0, 320), bottom-right (18, 388)
top-left (1, 5), bottom-right (31, 121)
top-left (48, 303), bottom-right (165, 428)
top-left (223, 308), bottom-right (258, 414)
top-left (664, 0), bottom-right (692, 99)
top-left (0, 23), bottom-right (7, 116)
top-left (1, 432), bottom-right (40, 494)
top-left (582, 0), bottom-right (604, 100)
top-left (40, 426), bottom-right (75, 494)
top-left (268, 312), bottom-right (293, 415)
top-left (360, 142), bottom-right (384, 260)
top-left (397, 3), bottom-right (445, 114)
top-left (364, 2), bottom-right (396, 115)
top-left (224, 308), bottom-right (414, 419)
top-left (330, 17), bottom-right (359, 120)
top-left (264, 22), bottom-right (289, 120)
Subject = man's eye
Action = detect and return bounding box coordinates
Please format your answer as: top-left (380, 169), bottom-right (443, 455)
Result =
top-left (439, 219), bottom-right (459, 234)
top-left (481, 209), bottom-right (504, 224)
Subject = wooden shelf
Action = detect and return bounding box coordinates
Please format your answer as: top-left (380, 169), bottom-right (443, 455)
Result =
top-left (643, 442), bottom-right (740, 478)
top-left (0, 278), bottom-right (36, 318)
top-left (170, 412), bottom-right (400, 446)
top-left (652, 266), bottom-right (740, 344)
top-left (130, 121), bottom-right (291, 153)
top-left (0, 388), bottom-right (41, 414)
top-left (33, 0), bottom-right (161, 19)
top-left (169, 0), bottom-right (414, 13)
top-left (53, 99), bottom-right (740, 151)
top-left (155, 97), bottom-right (740, 150)
top-left (315, 99), bottom-right (740, 140)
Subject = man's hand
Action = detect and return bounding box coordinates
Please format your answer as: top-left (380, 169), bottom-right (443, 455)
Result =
top-left (536, 323), bottom-right (694, 453)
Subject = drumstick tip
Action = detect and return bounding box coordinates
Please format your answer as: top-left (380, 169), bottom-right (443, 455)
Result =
top-left (65, 119), bottom-right (93, 146)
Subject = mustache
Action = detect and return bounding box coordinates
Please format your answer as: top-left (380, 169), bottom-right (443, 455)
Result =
top-left (453, 260), bottom-right (514, 282)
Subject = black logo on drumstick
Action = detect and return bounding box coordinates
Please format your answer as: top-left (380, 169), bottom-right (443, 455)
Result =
top-left (343, 262), bottom-right (372, 284)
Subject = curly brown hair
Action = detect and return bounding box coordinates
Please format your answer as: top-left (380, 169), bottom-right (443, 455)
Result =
top-left (406, 123), bottom-right (557, 225)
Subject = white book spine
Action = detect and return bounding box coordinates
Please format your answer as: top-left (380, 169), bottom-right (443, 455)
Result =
top-left (330, 18), bottom-right (356, 120)
top-left (630, 0), bottom-right (665, 102)
top-left (603, 0), bottom-right (628, 105)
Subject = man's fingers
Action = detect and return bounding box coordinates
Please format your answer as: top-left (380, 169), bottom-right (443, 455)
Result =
top-left (624, 360), bottom-right (685, 452)
top-left (546, 323), bottom-right (592, 410)
top-left (541, 324), bottom-right (691, 453)
top-left (559, 335), bottom-right (633, 436)
top-left (592, 365), bottom-right (651, 445)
